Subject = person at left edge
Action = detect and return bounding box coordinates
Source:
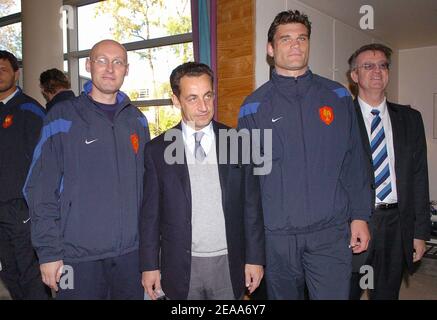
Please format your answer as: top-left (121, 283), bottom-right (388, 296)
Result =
top-left (23, 40), bottom-right (150, 300)
top-left (0, 50), bottom-right (50, 300)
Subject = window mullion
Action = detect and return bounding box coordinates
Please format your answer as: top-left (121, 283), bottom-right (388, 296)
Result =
top-left (66, 5), bottom-right (80, 95)
top-left (0, 12), bottom-right (21, 28)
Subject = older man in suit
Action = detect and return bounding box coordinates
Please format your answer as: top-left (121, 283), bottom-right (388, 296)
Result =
top-left (139, 62), bottom-right (265, 300)
top-left (348, 43), bottom-right (430, 300)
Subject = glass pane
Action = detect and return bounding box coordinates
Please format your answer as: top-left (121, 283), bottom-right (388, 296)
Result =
top-left (78, 0), bottom-right (192, 51)
top-left (79, 42), bottom-right (193, 101)
top-left (0, 0), bottom-right (21, 18)
top-left (78, 58), bottom-right (90, 91)
top-left (124, 44), bottom-right (194, 101)
top-left (138, 105), bottom-right (181, 139)
top-left (63, 60), bottom-right (68, 72)
top-left (0, 22), bottom-right (22, 59)
top-left (62, 9), bottom-right (68, 54)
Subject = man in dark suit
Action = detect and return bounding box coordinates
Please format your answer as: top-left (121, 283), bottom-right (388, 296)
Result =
top-left (139, 62), bottom-right (265, 300)
top-left (39, 68), bottom-right (75, 112)
top-left (348, 43), bottom-right (430, 300)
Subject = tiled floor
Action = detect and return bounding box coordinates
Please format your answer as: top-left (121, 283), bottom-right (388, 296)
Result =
top-left (399, 256), bottom-right (437, 300)
top-left (0, 278), bottom-right (11, 300)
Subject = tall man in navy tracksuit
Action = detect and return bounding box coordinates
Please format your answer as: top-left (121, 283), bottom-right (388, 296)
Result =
top-left (0, 50), bottom-right (49, 300)
top-left (24, 40), bottom-right (150, 299)
top-left (238, 10), bottom-right (372, 299)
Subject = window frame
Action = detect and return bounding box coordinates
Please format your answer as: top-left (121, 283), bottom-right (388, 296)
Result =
top-left (0, 12), bottom-right (21, 28)
top-left (0, 9), bottom-right (22, 67)
top-left (62, 0), bottom-right (193, 108)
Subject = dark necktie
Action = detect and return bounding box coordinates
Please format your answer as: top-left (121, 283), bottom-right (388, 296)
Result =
top-left (194, 131), bottom-right (206, 162)
top-left (370, 109), bottom-right (392, 201)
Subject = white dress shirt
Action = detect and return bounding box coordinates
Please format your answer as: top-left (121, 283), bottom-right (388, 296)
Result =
top-left (358, 96), bottom-right (398, 204)
top-left (181, 120), bottom-right (215, 164)
top-left (1, 88), bottom-right (19, 105)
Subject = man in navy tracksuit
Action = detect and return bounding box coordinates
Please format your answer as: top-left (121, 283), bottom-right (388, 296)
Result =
top-left (0, 50), bottom-right (50, 299)
top-left (24, 40), bottom-right (150, 299)
top-left (238, 10), bottom-right (372, 299)
top-left (39, 68), bottom-right (75, 112)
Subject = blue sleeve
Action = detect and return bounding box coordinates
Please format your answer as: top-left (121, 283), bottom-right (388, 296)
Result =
top-left (237, 100), bottom-right (260, 131)
top-left (137, 115), bottom-right (151, 143)
top-left (24, 115), bottom-right (72, 264)
top-left (139, 144), bottom-right (161, 271)
top-left (342, 97), bottom-right (372, 221)
top-left (243, 151), bottom-right (266, 265)
top-left (21, 103), bottom-right (46, 161)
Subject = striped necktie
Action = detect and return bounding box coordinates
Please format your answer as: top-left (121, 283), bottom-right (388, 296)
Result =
top-left (370, 109), bottom-right (392, 202)
top-left (194, 131), bottom-right (206, 162)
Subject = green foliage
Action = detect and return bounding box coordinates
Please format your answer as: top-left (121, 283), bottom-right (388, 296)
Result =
top-left (94, 0), bottom-right (191, 136)
top-left (94, 0), bottom-right (193, 92)
top-left (156, 82), bottom-right (172, 99)
top-left (167, 16), bottom-right (191, 35)
top-left (128, 90), bottom-right (140, 101)
top-left (141, 106), bottom-right (181, 138)
top-left (0, 24), bottom-right (21, 58)
top-left (0, 0), bottom-right (22, 58)
top-left (94, 0), bottom-right (165, 42)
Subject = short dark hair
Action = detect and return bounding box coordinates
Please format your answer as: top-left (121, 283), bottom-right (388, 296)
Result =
top-left (170, 62), bottom-right (214, 97)
top-left (39, 68), bottom-right (71, 94)
top-left (0, 50), bottom-right (19, 71)
top-left (268, 10), bottom-right (312, 43)
top-left (348, 43), bottom-right (393, 70)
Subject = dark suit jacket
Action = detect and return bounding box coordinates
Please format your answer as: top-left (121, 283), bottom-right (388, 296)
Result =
top-left (46, 90), bottom-right (75, 112)
top-left (139, 121), bottom-right (265, 299)
top-left (353, 99), bottom-right (430, 272)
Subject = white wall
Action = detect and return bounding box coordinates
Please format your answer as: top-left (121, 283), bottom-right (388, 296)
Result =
top-left (399, 46), bottom-right (437, 200)
top-left (255, 0), bottom-right (398, 101)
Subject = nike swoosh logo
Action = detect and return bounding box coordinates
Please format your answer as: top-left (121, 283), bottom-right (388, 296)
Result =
top-left (23, 218), bottom-right (31, 224)
top-left (272, 117), bottom-right (283, 123)
top-left (85, 139), bottom-right (98, 145)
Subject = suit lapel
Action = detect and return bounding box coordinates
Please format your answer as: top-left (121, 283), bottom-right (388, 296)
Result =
top-left (354, 99), bottom-right (372, 160)
top-left (387, 102), bottom-right (403, 190)
top-left (171, 123), bottom-right (191, 203)
top-left (213, 121), bottom-right (228, 208)
top-left (175, 121), bottom-right (229, 214)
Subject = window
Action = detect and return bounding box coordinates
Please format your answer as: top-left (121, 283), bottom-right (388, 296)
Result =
top-left (0, 0), bottom-right (22, 59)
top-left (139, 105), bottom-right (181, 138)
top-left (64, 0), bottom-right (193, 138)
top-left (0, 0), bottom-right (21, 18)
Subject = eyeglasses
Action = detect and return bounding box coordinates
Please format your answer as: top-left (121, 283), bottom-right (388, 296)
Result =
top-left (92, 57), bottom-right (127, 68)
top-left (355, 62), bottom-right (390, 71)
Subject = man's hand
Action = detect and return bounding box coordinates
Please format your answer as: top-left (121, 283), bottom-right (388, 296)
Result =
top-left (413, 239), bottom-right (426, 263)
top-left (142, 270), bottom-right (162, 300)
top-left (350, 220), bottom-right (370, 254)
top-left (40, 260), bottom-right (64, 291)
top-left (245, 264), bottom-right (264, 295)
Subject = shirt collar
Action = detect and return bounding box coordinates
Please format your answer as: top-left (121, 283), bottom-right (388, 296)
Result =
top-left (181, 120), bottom-right (214, 142)
top-left (358, 96), bottom-right (387, 118)
top-left (1, 88), bottom-right (19, 105)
